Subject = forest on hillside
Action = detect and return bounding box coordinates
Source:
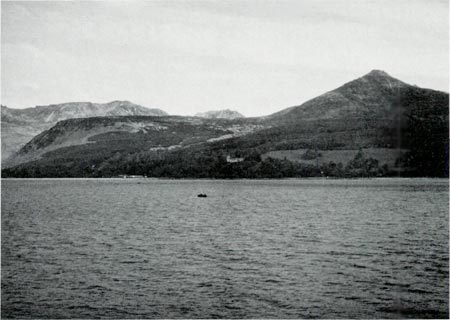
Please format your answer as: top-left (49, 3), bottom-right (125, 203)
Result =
top-left (2, 148), bottom-right (442, 179)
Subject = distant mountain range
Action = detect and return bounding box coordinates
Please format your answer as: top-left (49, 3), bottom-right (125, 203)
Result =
top-left (1, 100), bottom-right (167, 160)
top-left (2, 70), bottom-right (448, 178)
top-left (195, 109), bottom-right (244, 119)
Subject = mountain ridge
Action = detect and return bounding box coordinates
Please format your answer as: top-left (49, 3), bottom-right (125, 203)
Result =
top-left (3, 70), bottom-right (448, 177)
top-left (1, 100), bottom-right (168, 160)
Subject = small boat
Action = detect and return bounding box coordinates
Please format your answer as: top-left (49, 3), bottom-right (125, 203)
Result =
top-left (197, 194), bottom-right (207, 198)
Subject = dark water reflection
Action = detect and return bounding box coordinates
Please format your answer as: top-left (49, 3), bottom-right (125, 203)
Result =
top-left (1, 178), bottom-right (448, 318)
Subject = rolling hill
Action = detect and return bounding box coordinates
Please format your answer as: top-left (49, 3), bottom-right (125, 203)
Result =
top-left (3, 70), bottom-right (448, 178)
top-left (1, 100), bottom-right (167, 160)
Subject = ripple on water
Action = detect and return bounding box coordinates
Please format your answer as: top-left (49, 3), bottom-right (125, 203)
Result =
top-left (1, 178), bottom-right (448, 318)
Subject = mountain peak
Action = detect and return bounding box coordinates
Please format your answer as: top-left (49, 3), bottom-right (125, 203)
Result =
top-left (355, 69), bottom-right (409, 89)
top-left (366, 69), bottom-right (391, 77)
top-left (195, 109), bottom-right (244, 119)
top-left (267, 69), bottom-right (413, 121)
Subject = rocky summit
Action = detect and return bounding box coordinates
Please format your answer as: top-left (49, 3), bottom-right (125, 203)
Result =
top-left (195, 109), bottom-right (244, 119)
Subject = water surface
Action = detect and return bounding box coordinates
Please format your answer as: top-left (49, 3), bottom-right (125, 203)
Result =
top-left (2, 178), bottom-right (448, 318)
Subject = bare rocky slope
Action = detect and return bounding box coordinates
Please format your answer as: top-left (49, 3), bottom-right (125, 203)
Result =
top-left (3, 71), bottom-right (448, 178)
top-left (1, 100), bottom-right (167, 160)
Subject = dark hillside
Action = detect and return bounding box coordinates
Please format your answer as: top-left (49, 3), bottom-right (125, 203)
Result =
top-left (399, 87), bottom-right (449, 177)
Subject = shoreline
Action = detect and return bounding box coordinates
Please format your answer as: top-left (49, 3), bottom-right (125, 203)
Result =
top-left (1, 176), bottom-right (447, 180)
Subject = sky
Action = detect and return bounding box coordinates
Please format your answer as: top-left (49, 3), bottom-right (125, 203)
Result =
top-left (1, 0), bottom-right (448, 116)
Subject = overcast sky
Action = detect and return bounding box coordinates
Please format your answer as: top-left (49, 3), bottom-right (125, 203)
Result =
top-left (1, 0), bottom-right (448, 116)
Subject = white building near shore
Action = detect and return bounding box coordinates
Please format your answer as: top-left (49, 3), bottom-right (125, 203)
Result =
top-left (226, 155), bottom-right (244, 163)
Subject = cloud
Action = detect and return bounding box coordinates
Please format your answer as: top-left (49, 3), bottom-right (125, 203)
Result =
top-left (1, 0), bottom-right (448, 115)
